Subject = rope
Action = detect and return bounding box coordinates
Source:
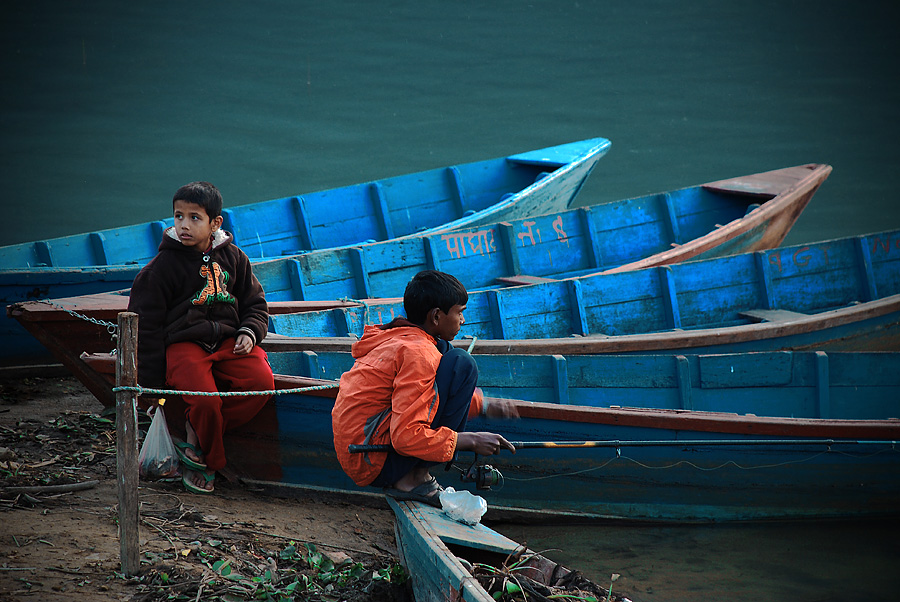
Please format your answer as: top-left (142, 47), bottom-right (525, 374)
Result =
top-left (112, 383), bottom-right (339, 397)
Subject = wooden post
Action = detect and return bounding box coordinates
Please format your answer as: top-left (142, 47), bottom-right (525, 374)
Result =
top-left (115, 312), bottom-right (140, 575)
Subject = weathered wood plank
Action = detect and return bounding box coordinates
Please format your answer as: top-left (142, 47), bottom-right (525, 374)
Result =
top-left (738, 309), bottom-right (810, 323)
top-left (115, 312), bottom-right (140, 576)
top-left (494, 275), bottom-right (557, 286)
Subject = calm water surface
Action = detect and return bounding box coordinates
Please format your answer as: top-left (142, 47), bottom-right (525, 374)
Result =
top-left (3, 1), bottom-right (899, 599)
top-left (2, 1), bottom-right (899, 246)
top-left (496, 518), bottom-right (900, 602)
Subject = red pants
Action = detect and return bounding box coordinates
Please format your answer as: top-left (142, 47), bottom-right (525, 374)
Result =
top-left (166, 339), bottom-right (274, 472)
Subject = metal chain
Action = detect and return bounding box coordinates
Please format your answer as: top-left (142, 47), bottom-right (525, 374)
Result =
top-left (35, 300), bottom-right (341, 397)
top-left (39, 299), bottom-right (118, 330)
top-left (38, 299), bottom-right (119, 353)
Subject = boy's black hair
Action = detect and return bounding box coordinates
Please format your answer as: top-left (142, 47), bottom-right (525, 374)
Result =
top-left (404, 270), bottom-right (468, 325)
top-left (172, 181), bottom-right (223, 220)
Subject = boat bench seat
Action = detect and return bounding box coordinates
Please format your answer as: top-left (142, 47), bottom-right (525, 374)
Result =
top-left (738, 308), bottom-right (809, 323)
top-left (494, 275), bottom-right (558, 287)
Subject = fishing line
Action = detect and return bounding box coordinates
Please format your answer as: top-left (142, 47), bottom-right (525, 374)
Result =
top-left (500, 446), bottom-right (900, 482)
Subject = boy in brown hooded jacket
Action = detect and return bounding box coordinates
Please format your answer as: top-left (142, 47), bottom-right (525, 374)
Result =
top-left (128, 181), bottom-right (273, 494)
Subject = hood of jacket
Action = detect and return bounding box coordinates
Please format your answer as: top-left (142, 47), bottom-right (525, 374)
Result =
top-left (162, 226), bottom-right (232, 252)
top-left (351, 320), bottom-right (437, 359)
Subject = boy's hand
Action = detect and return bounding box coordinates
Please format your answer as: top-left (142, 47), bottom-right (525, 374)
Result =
top-left (233, 334), bottom-right (254, 355)
top-left (456, 432), bottom-right (516, 456)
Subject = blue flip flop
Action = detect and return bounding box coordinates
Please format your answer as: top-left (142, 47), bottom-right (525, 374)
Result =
top-left (174, 441), bottom-right (207, 471)
top-left (182, 468), bottom-right (215, 495)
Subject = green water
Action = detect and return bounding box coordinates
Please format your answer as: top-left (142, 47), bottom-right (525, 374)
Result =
top-left (3, 1), bottom-right (899, 599)
top-left (496, 518), bottom-right (900, 602)
top-left (2, 1), bottom-right (899, 247)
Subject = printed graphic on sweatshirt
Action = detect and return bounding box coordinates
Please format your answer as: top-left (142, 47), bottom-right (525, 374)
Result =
top-left (192, 262), bottom-right (236, 306)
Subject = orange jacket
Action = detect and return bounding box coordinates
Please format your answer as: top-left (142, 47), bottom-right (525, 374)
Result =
top-left (332, 323), bottom-right (483, 486)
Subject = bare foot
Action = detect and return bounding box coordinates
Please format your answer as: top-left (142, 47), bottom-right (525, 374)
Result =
top-left (184, 468), bottom-right (215, 493)
top-left (183, 420), bottom-right (205, 465)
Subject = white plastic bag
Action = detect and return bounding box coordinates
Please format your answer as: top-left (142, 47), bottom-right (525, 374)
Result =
top-left (139, 401), bottom-right (180, 479)
top-left (439, 487), bottom-right (487, 525)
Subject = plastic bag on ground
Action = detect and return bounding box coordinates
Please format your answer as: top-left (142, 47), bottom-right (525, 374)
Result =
top-left (139, 402), bottom-right (180, 479)
top-left (439, 487), bottom-right (487, 525)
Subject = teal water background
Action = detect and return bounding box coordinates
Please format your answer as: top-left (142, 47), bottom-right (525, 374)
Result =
top-left (2, 1), bottom-right (899, 246)
top-left (3, 2), bottom-right (899, 600)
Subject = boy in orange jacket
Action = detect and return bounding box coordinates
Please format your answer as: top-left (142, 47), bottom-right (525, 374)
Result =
top-left (332, 270), bottom-right (516, 507)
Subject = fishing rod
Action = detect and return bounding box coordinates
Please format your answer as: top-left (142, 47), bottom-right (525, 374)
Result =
top-left (347, 443), bottom-right (505, 489)
top-left (348, 438), bottom-right (897, 454)
top-left (348, 438), bottom-right (898, 490)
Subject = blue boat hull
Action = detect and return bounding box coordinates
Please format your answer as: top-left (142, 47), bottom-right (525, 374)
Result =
top-left (4, 162), bottom-right (830, 366)
top-left (259, 350), bottom-right (900, 521)
top-left (61, 347), bottom-right (900, 521)
top-left (1, 138), bottom-right (610, 364)
top-left (223, 388), bottom-right (899, 523)
top-left (251, 163), bottom-right (830, 302)
top-left (268, 230), bottom-right (900, 355)
top-left (1, 138), bottom-right (610, 269)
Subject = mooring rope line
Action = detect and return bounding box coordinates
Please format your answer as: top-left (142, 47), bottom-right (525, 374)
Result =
top-left (112, 383), bottom-right (339, 397)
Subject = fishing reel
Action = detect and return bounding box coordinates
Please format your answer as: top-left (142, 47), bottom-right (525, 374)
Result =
top-left (453, 454), bottom-right (503, 490)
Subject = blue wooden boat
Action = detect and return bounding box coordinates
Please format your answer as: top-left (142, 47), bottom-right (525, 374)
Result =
top-left (0, 138), bottom-right (609, 365)
top-left (252, 163), bottom-right (831, 301)
top-left (267, 229), bottom-right (900, 355)
top-left (7, 163), bottom-right (831, 372)
top-left (77, 349), bottom-right (900, 522)
top-left (387, 498), bottom-right (612, 602)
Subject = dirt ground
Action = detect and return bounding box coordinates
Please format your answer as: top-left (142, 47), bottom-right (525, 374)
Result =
top-left (0, 375), bottom-right (410, 602)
